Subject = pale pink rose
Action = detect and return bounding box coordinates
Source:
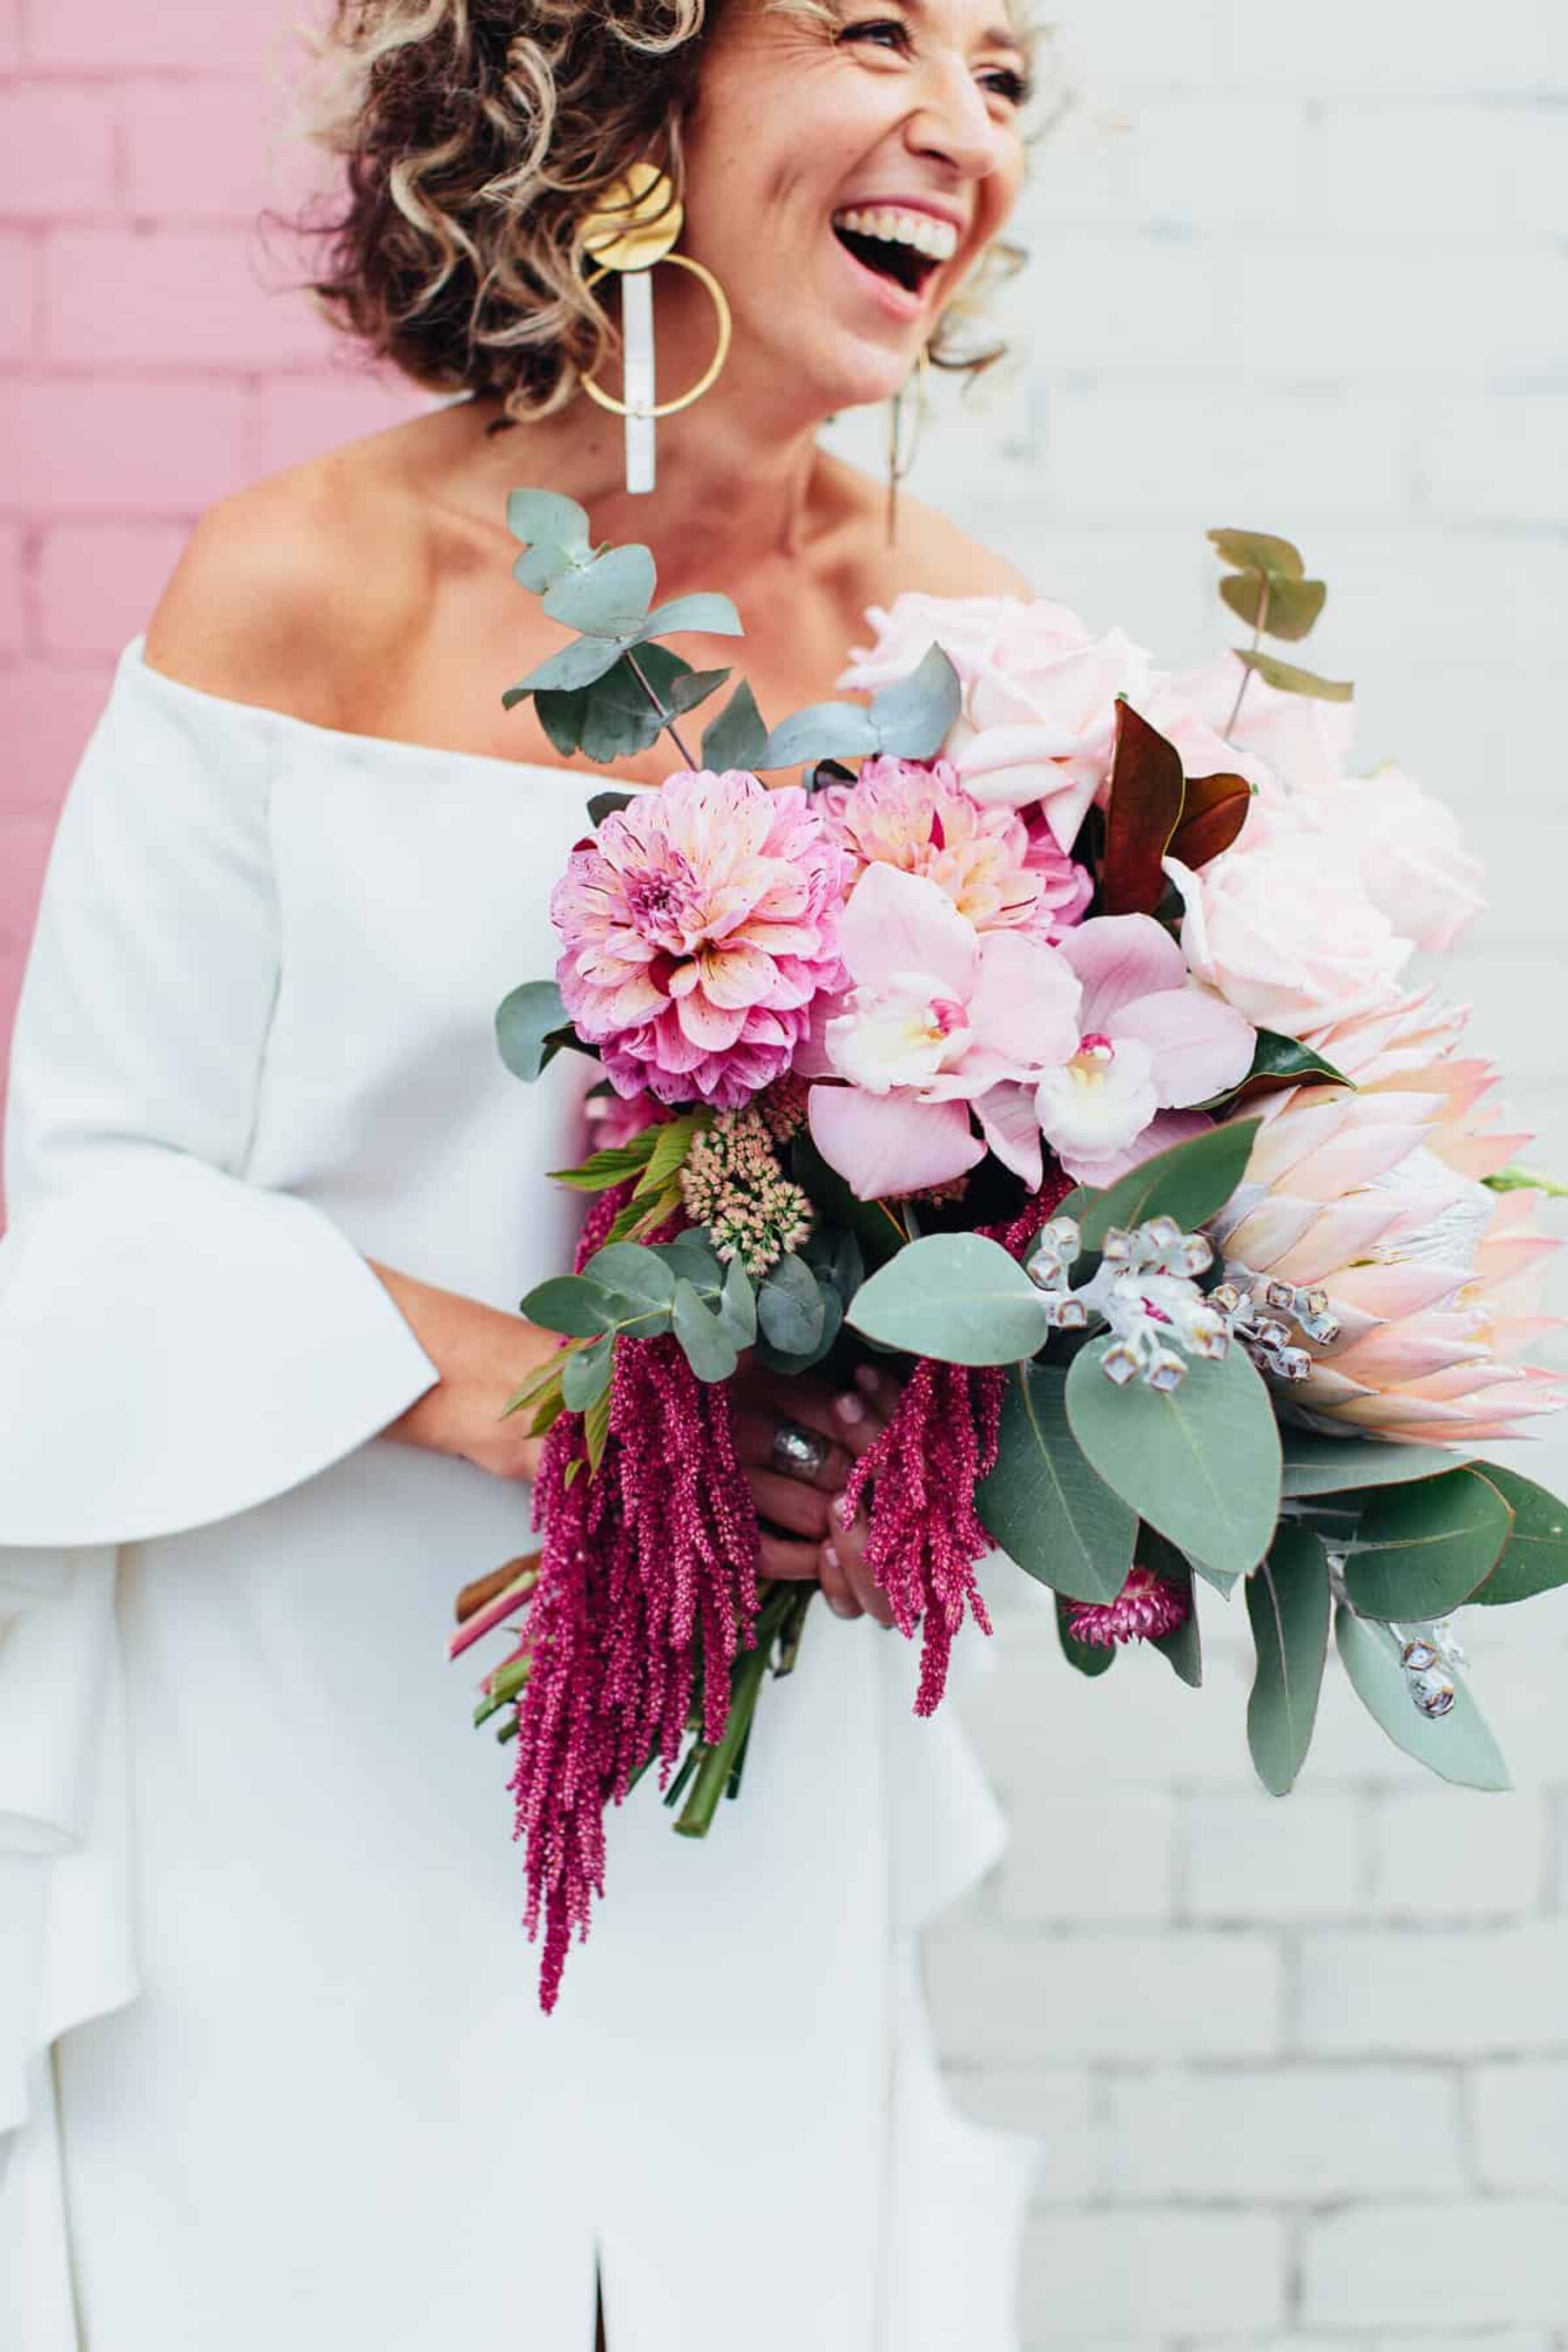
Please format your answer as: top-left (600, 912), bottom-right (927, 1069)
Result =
top-left (837, 593), bottom-right (1024, 692)
top-left (1321, 764), bottom-right (1486, 953)
top-left (1166, 653), bottom-right (1355, 794)
top-left (1166, 841), bottom-right (1412, 1038)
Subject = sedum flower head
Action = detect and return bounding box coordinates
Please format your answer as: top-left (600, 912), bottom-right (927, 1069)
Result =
top-left (679, 1108), bottom-right (815, 1277)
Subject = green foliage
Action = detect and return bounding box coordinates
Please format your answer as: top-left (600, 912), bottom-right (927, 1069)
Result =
top-left (519, 1274), bottom-right (623, 1338)
top-left (1100, 700), bottom-right (1186, 917)
top-left (561, 1332), bottom-right (614, 1412)
top-left (1208, 528), bottom-right (1311, 581)
top-left (1076, 1119), bottom-right (1260, 1250)
top-left (1484, 1161), bottom-right (1568, 1199)
top-left (1335, 1605), bottom-right (1511, 1792)
top-left (790, 1133), bottom-right (909, 1268)
top-left (1166, 769), bottom-right (1253, 870)
top-left (1056, 1595), bottom-right (1117, 1677)
top-left (542, 543), bottom-right (656, 636)
top-left (759, 642), bottom-right (962, 771)
top-left (1245, 1524), bottom-right (1330, 1794)
top-left (847, 1233), bottom-right (1052, 1367)
top-left (1469, 1463), bottom-right (1568, 1605)
top-left (1236, 649), bottom-right (1355, 704)
top-left (1342, 1465), bottom-right (1514, 1621)
top-left (760, 700), bottom-right (879, 770)
top-left (756, 1251), bottom-right (826, 1355)
top-left (496, 980), bottom-right (570, 1081)
top-left (977, 1362), bottom-right (1138, 1604)
top-left (1200, 1030), bottom-right (1353, 1112)
top-left (701, 678), bottom-right (769, 772)
top-left (1064, 1339), bottom-right (1282, 1582)
top-left (1220, 571), bottom-right (1328, 643)
top-left (586, 788), bottom-right (636, 826)
top-left (672, 1274), bottom-right (741, 1382)
top-left (1280, 1431), bottom-right (1470, 1499)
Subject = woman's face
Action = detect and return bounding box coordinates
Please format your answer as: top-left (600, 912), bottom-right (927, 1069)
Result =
top-left (679, 0), bottom-right (1031, 413)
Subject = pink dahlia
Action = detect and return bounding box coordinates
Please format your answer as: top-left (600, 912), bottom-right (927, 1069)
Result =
top-left (820, 755), bottom-right (1091, 940)
top-left (551, 769), bottom-right (849, 1110)
top-left (1066, 1565), bottom-right (1190, 1649)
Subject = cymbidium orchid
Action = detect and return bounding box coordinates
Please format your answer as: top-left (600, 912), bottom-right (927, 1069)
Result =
top-left (805, 862), bottom-right (1081, 1200)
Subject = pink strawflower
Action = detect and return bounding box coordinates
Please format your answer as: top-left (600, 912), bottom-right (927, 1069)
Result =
top-left (552, 770), bottom-right (849, 1110)
top-left (1066, 1565), bottom-right (1191, 1649)
top-left (821, 755), bottom-right (1090, 941)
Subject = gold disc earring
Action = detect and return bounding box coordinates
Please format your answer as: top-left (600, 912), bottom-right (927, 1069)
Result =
top-left (577, 162), bottom-right (733, 497)
top-left (885, 342), bottom-right (934, 548)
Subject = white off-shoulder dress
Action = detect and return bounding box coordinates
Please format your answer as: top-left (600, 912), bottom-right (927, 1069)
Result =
top-left (0, 644), bottom-right (1033, 2352)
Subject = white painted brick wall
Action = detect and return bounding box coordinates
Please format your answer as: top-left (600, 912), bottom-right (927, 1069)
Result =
top-left (826, 1), bottom-right (1568, 2340)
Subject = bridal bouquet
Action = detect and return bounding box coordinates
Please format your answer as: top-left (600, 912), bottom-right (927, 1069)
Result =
top-left (453, 496), bottom-right (1568, 2009)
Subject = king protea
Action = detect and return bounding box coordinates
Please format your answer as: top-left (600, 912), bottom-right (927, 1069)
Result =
top-left (1211, 988), bottom-right (1566, 1443)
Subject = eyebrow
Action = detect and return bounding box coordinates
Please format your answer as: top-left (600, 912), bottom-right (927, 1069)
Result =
top-left (897, 0), bottom-right (1029, 54)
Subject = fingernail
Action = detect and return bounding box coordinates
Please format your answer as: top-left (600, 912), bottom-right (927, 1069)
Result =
top-left (854, 1364), bottom-right (882, 1398)
top-left (828, 1596), bottom-right (856, 1619)
top-left (822, 1543), bottom-right (840, 1571)
top-left (833, 1391), bottom-right (868, 1426)
top-left (833, 1492), bottom-right (855, 1529)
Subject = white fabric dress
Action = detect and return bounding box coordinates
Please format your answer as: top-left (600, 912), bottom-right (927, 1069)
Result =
top-left (0, 642), bottom-right (1034, 2352)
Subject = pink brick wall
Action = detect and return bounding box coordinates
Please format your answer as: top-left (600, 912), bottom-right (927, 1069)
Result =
top-left (0, 0), bottom-right (422, 1188)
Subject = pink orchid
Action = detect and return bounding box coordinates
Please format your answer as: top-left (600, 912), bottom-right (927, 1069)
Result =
top-left (1028, 915), bottom-right (1256, 1186)
top-left (806, 863), bottom-right (1082, 1201)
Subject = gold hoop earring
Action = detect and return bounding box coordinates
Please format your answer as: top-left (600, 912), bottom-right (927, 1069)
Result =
top-left (577, 163), bottom-right (733, 496)
top-left (886, 343), bottom-right (933, 549)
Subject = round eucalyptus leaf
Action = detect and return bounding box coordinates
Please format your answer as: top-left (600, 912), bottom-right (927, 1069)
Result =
top-left (672, 1279), bottom-right (740, 1383)
top-left (507, 488), bottom-right (591, 555)
top-left (496, 980), bottom-right (569, 1082)
top-left (579, 1242), bottom-right (677, 1328)
top-left (868, 643), bottom-right (963, 758)
top-left (847, 1233), bottom-right (1051, 1367)
top-left (757, 1253), bottom-right (827, 1356)
top-left (542, 544), bottom-right (657, 638)
top-left (561, 1335), bottom-right (615, 1413)
top-left (519, 1274), bottom-right (622, 1339)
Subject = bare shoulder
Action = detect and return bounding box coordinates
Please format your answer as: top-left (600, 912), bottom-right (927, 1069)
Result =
top-left (815, 455), bottom-right (1036, 610)
top-left (144, 427), bottom-right (432, 727)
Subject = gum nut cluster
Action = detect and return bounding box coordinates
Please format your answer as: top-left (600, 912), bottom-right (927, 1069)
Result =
top-left (551, 769), bottom-right (850, 1109)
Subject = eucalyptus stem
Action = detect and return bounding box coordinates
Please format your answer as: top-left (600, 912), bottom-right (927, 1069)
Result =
top-left (1224, 574), bottom-right (1271, 740)
top-left (625, 647), bottom-right (697, 768)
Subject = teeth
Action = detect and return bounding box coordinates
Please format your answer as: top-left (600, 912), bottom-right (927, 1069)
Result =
top-left (834, 206), bottom-right (958, 262)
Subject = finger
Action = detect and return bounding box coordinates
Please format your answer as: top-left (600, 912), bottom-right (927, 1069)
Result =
top-left (759, 1529), bottom-right (826, 1582)
top-left (816, 1535), bottom-right (864, 1619)
top-left (828, 1497), bottom-right (896, 1629)
top-left (729, 1409), bottom-right (854, 1496)
top-left (758, 1378), bottom-right (894, 1465)
top-left (747, 1470), bottom-right (835, 1543)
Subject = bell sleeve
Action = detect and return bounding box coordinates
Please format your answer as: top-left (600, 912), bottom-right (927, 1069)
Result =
top-left (0, 652), bottom-right (441, 2314)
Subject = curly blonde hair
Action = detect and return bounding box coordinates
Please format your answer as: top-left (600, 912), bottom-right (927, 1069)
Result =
top-left (301, 0), bottom-right (1033, 420)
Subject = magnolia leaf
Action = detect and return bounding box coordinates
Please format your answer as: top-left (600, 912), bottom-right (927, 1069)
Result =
top-left (1281, 1432), bottom-right (1470, 1500)
top-left (1200, 1030), bottom-right (1354, 1112)
top-left (534, 689), bottom-right (588, 755)
top-left (496, 979), bottom-right (569, 1082)
top-left (1100, 700), bottom-right (1186, 917)
top-left (1056, 1594), bottom-right (1117, 1678)
top-left (1335, 1604), bottom-right (1511, 1792)
top-left (757, 1252), bottom-right (827, 1355)
top-left (1468, 1463), bottom-right (1568, 1605)
top-left (848, 1233), bottom-right (1051, 1367)
top-left (1342, 1465), bottom-right (1514, 1622)
top-left (1220, 571), bottom-right (1328, 643)
top-left (760, 700), bottom-right (880, 770)
top-left (504, 633), bottom-right (629, 700)
top-left (542, 543), bottom-right (657, 637)
top-left (561, 1332), bottom-right (615, 1412)
top-left (634, 591), bottom-right (743, 642)
top-left (701, 678), bottom-right (769, 772)
top-left (1246, 1522), bottom-right (1330, 1794)
top-left (977, 1362), bottom-right (1137, 1604)
top-left (666, 666), bottom-right (733, 717)
top-left (1077, 1119), bottom-right (1260, 1251)
top-left (507, 488), bottom-right (591, 553)
top-left (1168, 771), bottom-right (1252, 870)
top-left (672, 1278), bottom-right (740, 1382)
top-left (519, 1274), bottom-right (623, 1338)
top-left (1208, 528), bottom-right (1306, 582)
top-left (869, 644), bottom-right (963, 759)
top-left (1065, 1339), bottom-right (1282, 1581)
top-left (1236, 649), bottom-right (1355, 704)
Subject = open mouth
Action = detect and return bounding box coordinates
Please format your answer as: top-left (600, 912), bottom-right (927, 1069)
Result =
top-left (830, 206), bottom-right (956, 300)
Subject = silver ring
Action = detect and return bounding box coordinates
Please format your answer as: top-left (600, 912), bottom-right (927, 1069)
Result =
top-left (769, 1419), bottom-right (829, 1483)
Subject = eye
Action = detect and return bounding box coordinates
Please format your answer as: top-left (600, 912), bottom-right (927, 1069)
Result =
top-left (979, 62), bottom-right (1031, 105)
top-left (835, 17), bottom-right (913, 54)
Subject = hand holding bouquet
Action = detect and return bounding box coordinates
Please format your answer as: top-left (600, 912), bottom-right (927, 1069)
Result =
top-left (454, 500), bottom-right (1568, 2010)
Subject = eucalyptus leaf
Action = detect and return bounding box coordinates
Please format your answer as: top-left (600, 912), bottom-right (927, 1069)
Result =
top-left (578, 646), bottom-right (691, 761)
top-left (1335, 1603), bottom-right (1511, 1791)
top-left (1208, 527), bottom-right (1305, 581)
top-left (513, 543), bottom-right (576, 596)
top-left (1154, 1578), bottom-right (1203, 1687)
top-left (507, 488), bottom-right (591, 556)
top-left (1342, 1466), bottom-right (1513, 1622)
top-left (534, 689), bottom-right (588, 755)
top-left (1236, 649), bottom-right (1355, 704)
top-left (1077, 1119), bottom-right (1260, 1250)
top-left (586, 788), bottom-right (636, 826)
top-left (754, 1277), bottom-right (842, 1374)
top-left (701, 678), bottom-right (770, 772)
top-left (1056, 1595), bottom-right (1117, 1677)
top-left (1245, 1523), bottom-right (1330, 1794)
top-left (801, 1225), bottom-right (864, 1305)
top-left (519, 1274), bottom-right (623, 1339)
top-left (651, 1231), bottom-right (726, 1291)
top-left (1065, 1339), bottom-right (1282, 1581)
top-left (666, 666), bottom-right (733, 717)
top-left (505, 633), bottom-right (629, 699)
top-left (848, 1233), bottom-right (1051, 1367)
top-left (868, 643), bottom-right (963, 758)
top-left (496, 979), bottom-right (569, 1082)
top-left (634, 591), bottom-right (744, 642)
top-left (977, 1362), bottom-right (1137, 1604)
top-left (719, 1253), bottom-right (758, 1348)
top-left (1220, 571), bottom-right (1328, 643)
top-left (561, 1334), bottom-right (615, 1413)
top-left (757, 1252), bottom-right (827, 1355)
top-left (1281, 1432), bottom-right (1470, 1499)
top-left (578, 1241), bottom-right (677, 1323)
top-left (1186, 1553), bottom-right (1243, 1599)
top-left (760, 700), bottom-right (880, 771)
top-left (672, 1278), bottom-right (740, 1382)
top-left (1465, 1463), bottom-right (1568, 1606)
top-left (542, 544), bottom-right (657, 637)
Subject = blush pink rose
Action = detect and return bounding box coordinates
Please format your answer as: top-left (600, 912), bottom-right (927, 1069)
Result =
top-left (837, 593), bottom-right (1024, 691)
top-left (1166, 653), bottom-right (1356, 794)
top-left (1166, 841), bottom-right (1412, 1038)
top-left (1320, 764), bottom-right (1486, 953)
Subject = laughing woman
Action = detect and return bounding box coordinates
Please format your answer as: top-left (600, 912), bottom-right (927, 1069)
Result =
top-left (0, 1), bottom-right (1043, 2343)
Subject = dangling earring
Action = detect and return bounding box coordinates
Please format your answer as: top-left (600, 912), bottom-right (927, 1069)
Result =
top-left (576, 162), bottom-right (733, 496)
top-left (885, 343), bottom-right (933, 548)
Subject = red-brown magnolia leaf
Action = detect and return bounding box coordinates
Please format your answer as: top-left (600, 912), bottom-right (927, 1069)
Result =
top-left (1100, 701), bottom-right (1186, 916)
top-left (1169, 771), bottom-right (1252, 870)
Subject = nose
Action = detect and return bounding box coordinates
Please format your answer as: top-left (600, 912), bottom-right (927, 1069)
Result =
top-left (904, 57), bottom-right (1010, 182)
